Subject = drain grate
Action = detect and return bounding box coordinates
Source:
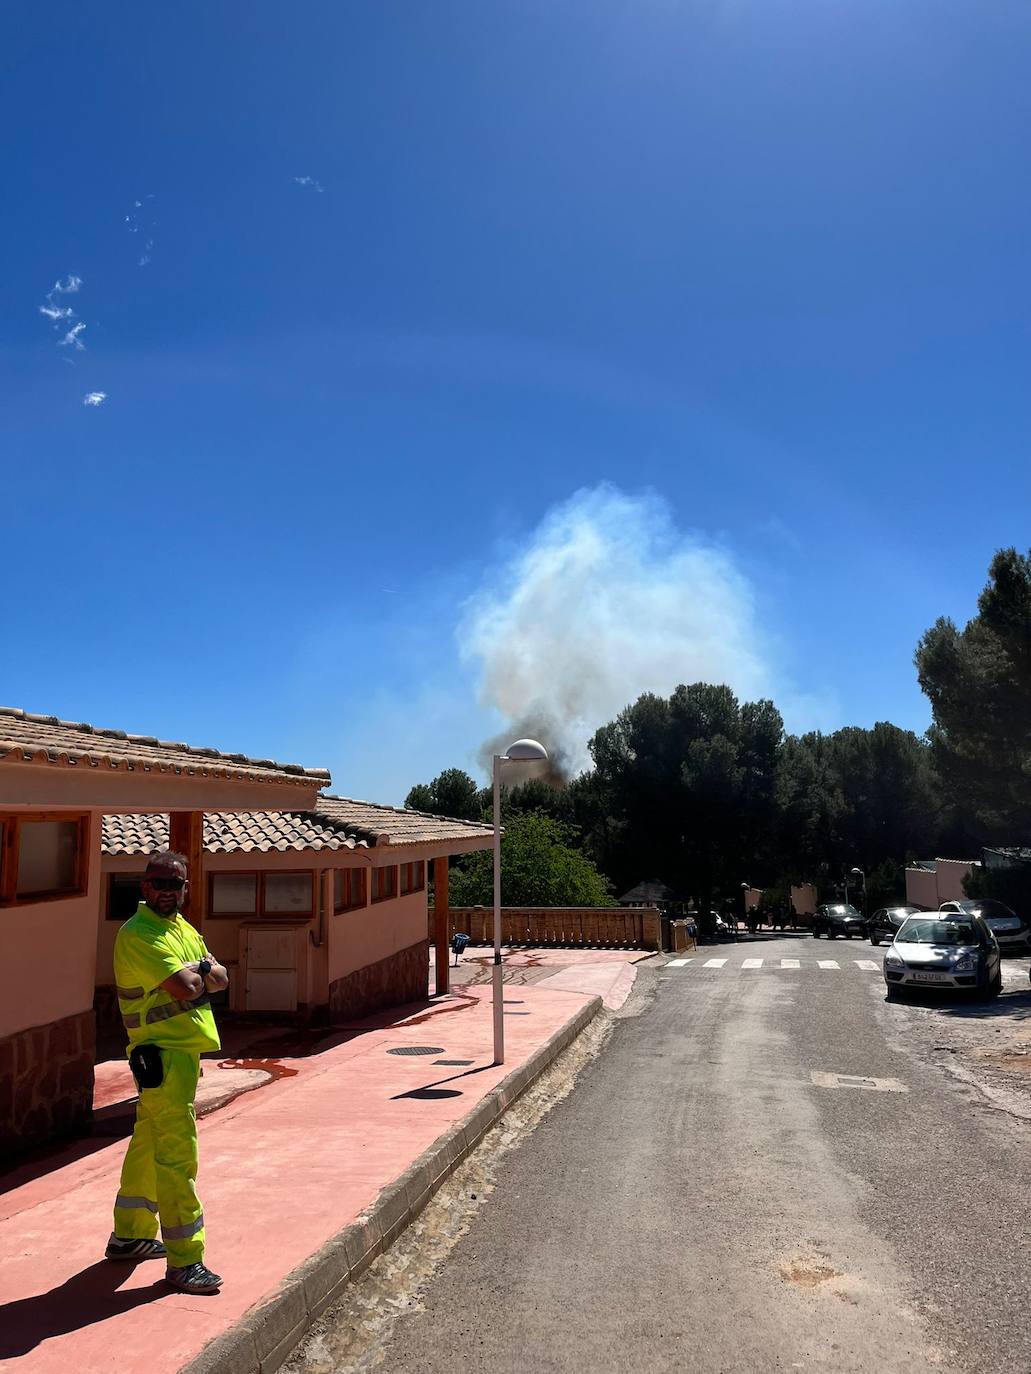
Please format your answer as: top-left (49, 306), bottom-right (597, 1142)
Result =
top-left (387, 1046), bottom-right (445, 1057)
top-left (434, 1058), bottom-right (474, 1066)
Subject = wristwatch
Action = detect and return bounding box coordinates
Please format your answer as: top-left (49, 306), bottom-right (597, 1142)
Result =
top-left (197, 957), bottom-right (212, 980)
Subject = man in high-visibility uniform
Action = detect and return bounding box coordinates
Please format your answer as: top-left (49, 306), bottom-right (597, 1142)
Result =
top-left (105, 849), bottom-right (229, 1295)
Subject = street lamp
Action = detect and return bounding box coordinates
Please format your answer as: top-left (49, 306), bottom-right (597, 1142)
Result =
top-left (492, 738), bottom-right (549, 1065)
top-left (848, 866), bottom-right (867, 916)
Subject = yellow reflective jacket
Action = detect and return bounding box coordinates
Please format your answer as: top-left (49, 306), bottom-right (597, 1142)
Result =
top-left (114, 903), bottom-right (220, 1053)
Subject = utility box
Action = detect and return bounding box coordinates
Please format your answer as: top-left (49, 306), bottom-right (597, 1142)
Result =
top-left (242, 925), bottom-right (298, 1012)
top-left (671, 920), bottom-right (697, 954)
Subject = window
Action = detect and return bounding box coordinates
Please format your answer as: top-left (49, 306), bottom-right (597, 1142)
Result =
top-left (108, 873), bottom-right (144, 921)
top-left (400, 861), bottom-right (425, 896)
top-left (264, 872), bottom-right (313, 915)
top-left (0, 813), bottom-right (88, 906)
top-left (208, 871), bottom-right (314, 919)
top-left (371, 865), bottom-right (397, 903)
top-left (210, 873), bottom-right (258, 916)
top-left (333, 868), bottom-right (366, 912)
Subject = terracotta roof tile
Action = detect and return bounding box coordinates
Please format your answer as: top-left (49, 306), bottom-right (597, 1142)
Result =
top-left (102, 811), bottom-right (368, 856)
top-left (312, 794), bottom-right (495, 845)
top-left (101, 795), bottom-right (495, 857)
top-left (0, 707), bottom-right (329, 789)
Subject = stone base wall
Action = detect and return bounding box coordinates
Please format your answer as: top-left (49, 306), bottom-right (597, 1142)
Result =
top-left (0, 1010), bottom-right (96, 1160)
top-left (329, 939), bottom-right (430, 1023)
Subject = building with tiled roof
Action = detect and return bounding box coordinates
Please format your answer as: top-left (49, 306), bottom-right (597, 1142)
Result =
top-left (97, 795), bottom-right (495, 1047)
top-left (1, 704), bottom-right (330, 1160)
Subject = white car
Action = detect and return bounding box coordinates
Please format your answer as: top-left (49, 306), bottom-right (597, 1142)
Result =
top-left (883, 913), bottom-right (1001, 1000)
top-left (938, 898), bottom-right (1030, 952)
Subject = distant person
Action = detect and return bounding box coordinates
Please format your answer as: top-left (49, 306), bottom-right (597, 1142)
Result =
top-left (105, 850), bottom-right (229, 1295)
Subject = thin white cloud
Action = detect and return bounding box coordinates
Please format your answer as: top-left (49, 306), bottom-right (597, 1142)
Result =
top-left (83, 391), bottom-right (107, 407)
top-left (58, 321), bottom-right (86, 350)
top-left (40, 275), bottom-right (84, 337)
top-left (292, 175), bottom-right (324, 192)
top-left (125, 198), bottom-right (157, 265)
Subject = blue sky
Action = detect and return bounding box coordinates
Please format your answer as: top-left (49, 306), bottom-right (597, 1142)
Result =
top-left (4, 1), bottom-right (1031, 802)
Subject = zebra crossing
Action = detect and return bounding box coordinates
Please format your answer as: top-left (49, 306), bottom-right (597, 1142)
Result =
top-left (665, 955), bottom-right (881, 972)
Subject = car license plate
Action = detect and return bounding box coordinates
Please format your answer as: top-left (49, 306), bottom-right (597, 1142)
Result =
top-left (910, 971), bottom-right (950, 984)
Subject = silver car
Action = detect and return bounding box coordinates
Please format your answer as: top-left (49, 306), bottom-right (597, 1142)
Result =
top-left (883, 914), bottom-right (1001, 1000)
top-left (938, 898), bottom-right (1030, 952)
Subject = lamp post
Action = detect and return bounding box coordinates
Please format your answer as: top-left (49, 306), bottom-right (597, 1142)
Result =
top-left (492, 738), bottom-right (549, 1065)
top-left (848, 866), bottom-right (867, 916)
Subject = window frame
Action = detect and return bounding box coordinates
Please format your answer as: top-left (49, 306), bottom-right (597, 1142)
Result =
top-left (208, 871), bottom-right (261, 918)
top-left (262, 870), bottom-right (315, 917)
top-left (371, 864), bottom-right (398, 904)
top-left (333, 867), bottom-right (367, 913)
top-left (207, 870), bottom-right (315, 919)
top-left (0, 812), bottom-right (91, 908)
top-left (107, 872), bottom-right (145, 921)
top-left (399, 860), bottom-right (425, 896)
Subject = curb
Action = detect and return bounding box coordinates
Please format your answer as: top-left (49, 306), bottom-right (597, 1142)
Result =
top-left (181, 994), bottom-right (603, 1374)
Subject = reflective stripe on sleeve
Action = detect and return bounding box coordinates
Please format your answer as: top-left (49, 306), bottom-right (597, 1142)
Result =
top-left (117, 985), bottom-right (145, 1001)
top-left (162, 1214), bottom-right (204, 1241)
top-left (144, 995), bottom-right (210, 1026)
top-left (115, 1194), bottom-right (159, 1213)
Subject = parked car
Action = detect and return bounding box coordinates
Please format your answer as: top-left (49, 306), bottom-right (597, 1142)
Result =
top-left (811, 903), bottom-right (866, 939)
top-left (868, 905), bottom-right (921, 946)
top-left (938, 899), bottom-right (1030, 953)
top-left (883, 913), bottom-right (1001, 999)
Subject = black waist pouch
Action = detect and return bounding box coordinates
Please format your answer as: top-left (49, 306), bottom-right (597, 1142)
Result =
top-left (129, 1043), bottom-right (165, 1091)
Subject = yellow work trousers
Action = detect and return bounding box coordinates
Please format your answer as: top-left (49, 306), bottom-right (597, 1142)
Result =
top-left (113, 1047), bottom-right (205, 1268)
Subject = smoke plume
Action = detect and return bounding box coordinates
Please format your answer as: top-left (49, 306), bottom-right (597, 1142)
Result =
top-left (460, 485), bottom-right (772, 779)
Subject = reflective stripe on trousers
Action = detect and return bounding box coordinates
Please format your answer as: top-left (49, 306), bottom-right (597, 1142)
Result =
top-left (112, 1047), bottom-right (205, 1267)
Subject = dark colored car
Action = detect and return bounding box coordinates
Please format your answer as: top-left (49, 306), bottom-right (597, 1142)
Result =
top-left (812, 903), bottom-right (866, 939)
top-left (868, 905), bottom-right (921, 946)
top-left (938, 899), bottom-right (1030, 953)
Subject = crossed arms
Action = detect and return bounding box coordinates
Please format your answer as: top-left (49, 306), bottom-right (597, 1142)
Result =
top-left (160, 955), bottom-right (230, 1002)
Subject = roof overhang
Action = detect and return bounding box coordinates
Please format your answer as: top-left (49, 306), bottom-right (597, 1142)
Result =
top-left (1, 761), bottom-right (324, 813)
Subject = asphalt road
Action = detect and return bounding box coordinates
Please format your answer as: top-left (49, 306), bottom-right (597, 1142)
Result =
top-left (296, 934), bottom-right (1031, 1374)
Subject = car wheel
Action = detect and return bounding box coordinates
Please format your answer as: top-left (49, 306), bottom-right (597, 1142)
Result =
top-left (828, 930), bottom-right (838, 939)
top-left (990, 969), bottom-right (1003, 998)
top-left (845, 932), bottom-right (853, 940)
top-left (886, 985), bottom-right (902, 1002)
top-left (812, 927), bottom-right (821, 938)
top-left (870, 935), bottom-right (881, 946)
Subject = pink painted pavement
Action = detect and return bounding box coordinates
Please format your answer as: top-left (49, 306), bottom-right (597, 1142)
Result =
top-left (0, 968), bottom-right (632, 1374)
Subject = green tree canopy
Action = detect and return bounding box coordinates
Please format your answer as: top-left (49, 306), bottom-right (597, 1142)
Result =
top-left (916, 548), bottom-right (1031, 842)
top-left (585, 683), bottom-right (786, 907)
top-left (448, 812), bottom-right (616, 907)
top-left (777, 723), bottom-right (941, 880)
top-left (404, 768), bottom-right (483, 822)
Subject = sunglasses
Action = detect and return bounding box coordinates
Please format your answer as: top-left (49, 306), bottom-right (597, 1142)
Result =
top-left (147, 876), bottom-right (186, 891)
